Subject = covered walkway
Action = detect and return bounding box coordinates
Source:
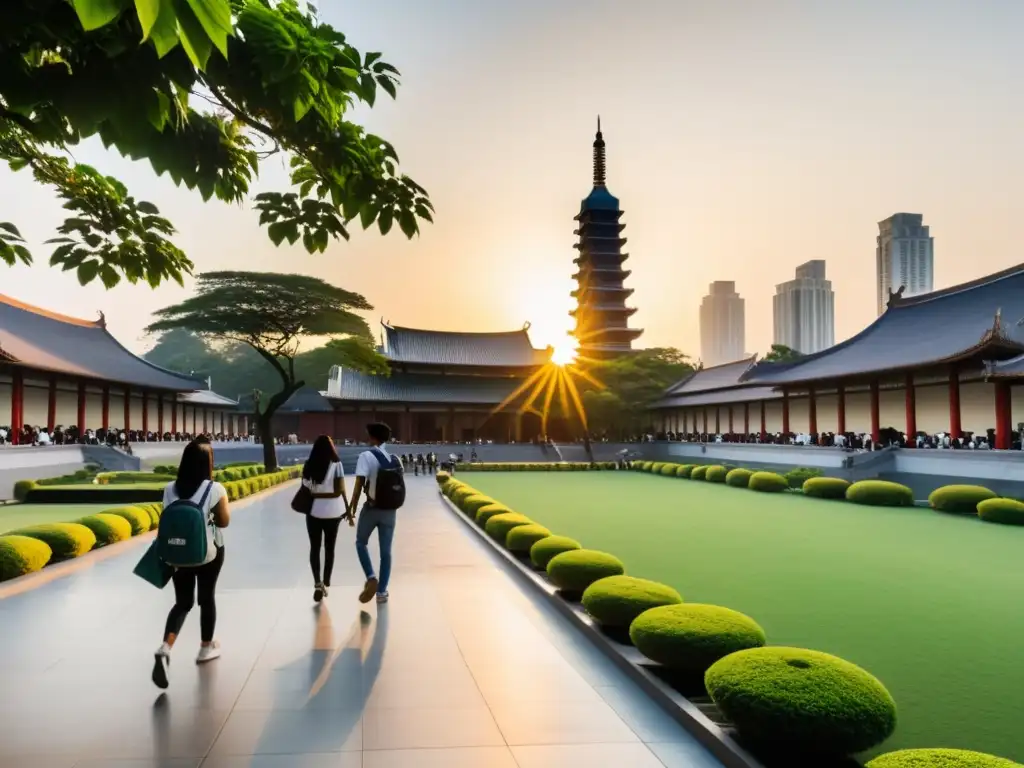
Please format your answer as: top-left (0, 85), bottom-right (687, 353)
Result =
top-left (0, 479), bottom-right (719, 767)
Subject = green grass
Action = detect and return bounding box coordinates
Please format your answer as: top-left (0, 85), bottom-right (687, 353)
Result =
top-left (467, 472), bottom-right (1024, 761)
top-left (0, 503), bottom-right (122, 533)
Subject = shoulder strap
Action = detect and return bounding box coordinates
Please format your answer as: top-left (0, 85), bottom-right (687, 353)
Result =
top-left (370, 448), bottom-right (393, 468)
top-left (198, 479), bottom-right (213, 507)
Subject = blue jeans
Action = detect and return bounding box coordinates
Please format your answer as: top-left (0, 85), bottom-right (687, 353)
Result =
top-left (355, 503), bottom-right (397, 592)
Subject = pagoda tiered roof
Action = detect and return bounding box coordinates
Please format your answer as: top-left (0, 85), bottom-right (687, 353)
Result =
top-left (382, 324), bottom-right (550, 368)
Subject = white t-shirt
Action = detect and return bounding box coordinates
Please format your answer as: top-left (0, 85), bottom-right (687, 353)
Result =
top-left (162, 480), bottom-right (227, 559)
top-left (306, 461), bottom-right (347, 519)
top-left (355, 445), bottom-right (402, 502)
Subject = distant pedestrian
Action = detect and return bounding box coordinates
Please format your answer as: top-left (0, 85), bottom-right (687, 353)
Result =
top-left (301, 435), bottom-right (350, 603)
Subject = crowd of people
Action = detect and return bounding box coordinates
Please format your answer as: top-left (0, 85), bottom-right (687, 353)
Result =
top-left (652, 428), bottom-right (1015, 450)
top-left (0, 425), bottom-right (253, 447)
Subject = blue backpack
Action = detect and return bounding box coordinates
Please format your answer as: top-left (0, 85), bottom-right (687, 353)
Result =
top-left (157, 481), bottom-right (213, 567)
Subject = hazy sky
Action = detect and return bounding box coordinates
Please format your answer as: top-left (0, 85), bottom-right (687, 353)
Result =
top-left (4, 0), bottom-right (1024, 362)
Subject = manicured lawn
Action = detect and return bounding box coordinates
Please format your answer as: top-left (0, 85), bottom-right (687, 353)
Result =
top-left (0, 503), bottom-right (121, 533)
top-left (467, 471), bottom-right (1024, 761)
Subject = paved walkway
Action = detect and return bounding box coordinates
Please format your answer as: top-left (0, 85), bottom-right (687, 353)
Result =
top-left (0, 478), bottom-right (721, 767)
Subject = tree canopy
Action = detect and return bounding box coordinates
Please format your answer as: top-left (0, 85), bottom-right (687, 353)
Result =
top-left (1, 0), bottom-right (432, 287)
top-left (763, 343), bottom-right (803, 363)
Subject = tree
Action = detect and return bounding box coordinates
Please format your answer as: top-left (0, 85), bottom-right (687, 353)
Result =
top-left (1, 0), bottom-right (432, 287)
top-left (146, 271), bottom-right (388, 468)
top-left (763, 344), bottom-right (803, 363)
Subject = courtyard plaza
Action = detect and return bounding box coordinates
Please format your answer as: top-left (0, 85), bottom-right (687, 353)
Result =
top-left (0, 477), bottom-right (719, 768)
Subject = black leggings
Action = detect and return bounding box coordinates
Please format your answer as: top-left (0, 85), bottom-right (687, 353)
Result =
top-left (164, 545), bottom-right (225, 643)
top-left (306, 516), bottom-right (342, 585)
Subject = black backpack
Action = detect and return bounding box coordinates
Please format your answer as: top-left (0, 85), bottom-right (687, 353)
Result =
top-left (369, 448), bottom-right (406, 510)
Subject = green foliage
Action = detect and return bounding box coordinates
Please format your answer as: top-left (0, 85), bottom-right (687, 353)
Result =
top-left (802, 477), bottom-right (851, 499)
top-left (847, 480), bottom-right (914, 507)
top-left (505, 524), bottom-right (552, 554)
top-left (460, 494), bottom-right (497, 517)
top-left (2, 0), bottom-right (431, 286)
top-left (0, 535), bottom-right (52, 581)
top-left (690, 466), bottom-right (708, 481)
top-left (866, 749), bottom-right (1023, 767)
top-left (435, 471), bottom-right (451, 485)
top-left (630, 603), bottom-right (767, 674)
top-left (8, 522), bottom-right (97, 560)
top-left (704, 646), bottom-right (897, 755)
top-left (676, 464), bottom-right (695, 478)
top-left (103, 506), bottom-right (152, 535)
top-left (725, 468), bottom-right (753, 488)
top-left (763, 344), bottom-right (804, 363)
top-left (977, 498), bottom-right (1024, 526)
top-left (484, 512), bottom-right (532, 543)
top-left (581, 575), bottom-right (682, 630)
top-left (704, 465), bottom-right (728, 483)
top-left (475, 503), bottom-right (513, 526)
top-left (76, 513), bottom-right (133, 545)
top-left (928, 485), bottom-right (997, 515)
top-left (13, 480), bottom-right (37, 502)
top-left (748, 471), bottom-right (788, 493)
top-left (530, 535), bottom-right (581, 570)
top-left (659, 463), bottom-right (678, 476)
top-left (650, 462), bottom-right (665, 474)
top-left (784, 467), bottom-right (823, 489)
top-left (546, 549), bottom-right (625, 595)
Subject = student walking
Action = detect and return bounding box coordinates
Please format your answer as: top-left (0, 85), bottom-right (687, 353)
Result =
top-left (349, 422), bottom-right (406, 605)
top-left (153, 438), bottom-right (230, 689)
top-left (302, 435), bottom-right (350, 603)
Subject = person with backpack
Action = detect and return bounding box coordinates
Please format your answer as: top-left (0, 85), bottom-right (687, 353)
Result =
top-left (349, 422), bottom-right (405, 605)
top-left (152, 438), bottom-right (230, 689)
top-left (301, 435), bottom-right (350, 604)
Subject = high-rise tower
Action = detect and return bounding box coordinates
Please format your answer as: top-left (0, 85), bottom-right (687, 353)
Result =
top-left (876, 213), bottom-right (934, 316)
top-left (699, 281), bottom-right (746, 366)
top-left (773, 260), bottom-right (835, 354)
top-left (570, 119), bottom-right (643, 360)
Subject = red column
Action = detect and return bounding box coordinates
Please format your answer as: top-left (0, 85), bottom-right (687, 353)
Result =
top-left (905, 373), bottom-right (917, 443)
top-left (682, 411), bottom-right (688, 434)
top-left (123, 385), bottom-right (131, 434)
top-left (171, 400), bottom-right (178, 434)
top-left (202, 408), bottom-right (208, 434)
top-left (702, 408), bottom-right (708, 434)
top-left (743, 402), bottom-right (750, 438)
top-left (714, 408), bottom-right (720, 434)
top-left (760, 400), bottom-right (767, 439)
top-left (47, 376), bottom-right (57, 432)
top-left (11, 369), bottom-right (24, 444)
top-left (949, 368), bottom-right (962, 438)
top-left (994, 381), bottom-right (1011, 450)
top-left (141, 391), bottom-right (149, 435)
top-left (781, 389), bottom-right (790, 435)
top-left (77, 380), bottom-right (86, 431)
top-left (869, 380), bottom-right (880, 443)
top-left (808, 387), bottom-right (817, 435)
top-left (101, 385), bottom-right (110, 431)
top-left (220, 411), bottom-right (225, 436)
top-left (727, 406), bottom-right (734, 435)
top-left (837, 384), bottom-right (846, 434)
top-left (157, 394), bottom-right (164, 436)
top-left (192, 407), bottom-right (197, 435)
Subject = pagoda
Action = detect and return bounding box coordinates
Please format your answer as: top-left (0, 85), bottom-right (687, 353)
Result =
top-left (570, 118), bottom-right (643, 360)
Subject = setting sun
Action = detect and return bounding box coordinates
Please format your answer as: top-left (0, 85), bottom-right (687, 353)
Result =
top-left (550, 337), bottom-right (579, 366)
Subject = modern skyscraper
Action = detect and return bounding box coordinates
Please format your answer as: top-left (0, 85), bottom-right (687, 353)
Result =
top-left (699, 281), bottom-right (745, 366)
top-left (570, 119), bottom-right (643, 360)
top-left (773, 260), bottom-right (835, 355)
top-left (876, 213), bottom-right (934, 316)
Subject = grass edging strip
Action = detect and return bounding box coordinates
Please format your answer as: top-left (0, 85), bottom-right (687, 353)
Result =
top-left (439, 490), bottom-right (764, 768)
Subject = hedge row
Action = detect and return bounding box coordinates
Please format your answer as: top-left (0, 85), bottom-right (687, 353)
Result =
top-left (435, 473), bottom-right (1018, 765)
top-left (454, 462), bottom-right (619, 472)
top-left (0, 467), bottom-right (301, 583)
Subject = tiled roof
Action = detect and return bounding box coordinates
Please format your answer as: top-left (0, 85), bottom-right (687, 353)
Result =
top-left (652, 386), bottom-right (782, 409)
top-left (279, 386), bottom-right (336, 413)
top-left (664, 357), bottom-right (757, 396)
top-left (986, 353), bottom-right (1024, 378)
top-left (0, 294), bottom-right (205, 391)
top-left (383, 324), bottom-right (550, 367)
top-left (178, 390), bottom-right (240, 407)
top-left (743, 264), bottom-right (1024, 386)
top-left (332, 369), bottom-right (523, 404)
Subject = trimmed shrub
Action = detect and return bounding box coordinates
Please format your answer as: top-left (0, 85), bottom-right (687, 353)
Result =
top-left (675, 464), bottom-right (695, 478)
top-left (581, 575), bottom-right (682, 629)
top-left (484, 512), bottom-right (532, 543)
top-left (784, 467), bottom-right (823, 489)
top-left (0, 535), bottom-right (52, 581)
top-left (505, 524), bottom-right (552, 554)
top-left (725, 468), bottom-right (753, 488)
top-left (705, 646), bottom-right (897, 755)
top-left (13, 480), bottom-right (38, 502)
top-left (10, 523), bottom-right (96, 560)
top-left (476, 503), bottom-right (514, 526)
top-left (442, 479), bottom-right (463, 497)
top-left (977, 498), bottom-right (1024, 526)
top-left (530, 535), bottom-right (581, 569)
top-left (660, 464), bottom-right (678, 476)
top-left (103, 506), bottom-right (151, 536)
top-left (803, 477), bottom-right (851, 499)
top-left (435, 471), bottom-right (451, 485)
top-left (705, 465), bottom-right (728, 483)
top-left (461, 494), bottom-right (498, 517)
top-left (650, 462), bottom-right (665, 474)
top-left (630, 603), bottom-right (766, 673)
top-left (640, 461), bottom-right (654, 472)
top-left (23, 485), bottom-right (164, 504)
top-left (690, 466), bottom-right (709, 481)
top-left (928, 484), bottom-right (997, 515)
top-left (547, 549), bottom-right (626, 595)
top-left (450, 486), bottom-right (476, 507)
top-left (136, 503), bottom-right (163, 529)
top-left (748, 471), bottom-right (788, 493)
top-left (847, 480), bottom-right (914, 507)
top-left (866, 749), bottom-right (1023, 768)
top-left (76, 513), bottom-right (133, 546)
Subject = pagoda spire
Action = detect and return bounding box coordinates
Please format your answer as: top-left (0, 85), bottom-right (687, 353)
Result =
top-left (592, 116), bottom-right (606, 187)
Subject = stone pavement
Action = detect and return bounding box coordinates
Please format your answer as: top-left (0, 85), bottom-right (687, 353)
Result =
top-left (0, 476), bottom-right (722, 767)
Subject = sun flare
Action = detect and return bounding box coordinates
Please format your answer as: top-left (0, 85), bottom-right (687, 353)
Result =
top-left (550, 338), bottom-right (579, 366)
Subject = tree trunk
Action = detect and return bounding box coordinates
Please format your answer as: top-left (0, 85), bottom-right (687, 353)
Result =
top-left (258, 414), bottom-right (278, 471)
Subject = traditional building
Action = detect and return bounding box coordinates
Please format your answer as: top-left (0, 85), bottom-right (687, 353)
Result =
top-left (652, 264), bottom-right (1024, 448)
top-left (0, 294), bottom-right (245, 443)
top-left (570, 119), bottom-right (643, 360)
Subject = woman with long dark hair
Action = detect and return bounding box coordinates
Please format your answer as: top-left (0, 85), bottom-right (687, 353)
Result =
top-left (302, 435), bottom-right (350, 603)
top-left (152, 438), bottom-right (230, 689)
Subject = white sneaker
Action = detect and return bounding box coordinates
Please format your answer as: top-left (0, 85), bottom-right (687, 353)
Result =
top-left (196, 641), bottom-right (221, 664)
top-left (376, 591), bottom-right (389, 604)
top-left (152, 643), bottom-right (170, 689)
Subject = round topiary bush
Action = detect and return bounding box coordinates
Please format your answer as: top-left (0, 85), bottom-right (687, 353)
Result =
top-left (650, 462), bottom-right (665, 474)
top-left (505, 524), bottom-right (552, 553)
top-left (435, 471), bottom-right (451, 485)
top-left (484, 512), bottom-right (533, 543)
top-left (11, 523), bottom-right (97, 560)
top-left (104, 506), bottom-right (151, 536)
top-left (705, 465), bottom-right (728, 483)
top-left (977, 498), bottom-right (1024, 526)
top-left (803, 476), bottom-right (851, 499)
top-left (461, 494), bottom-right (498, 517)
top-left (847, 480), bottom-right (914, 507)
top-left (76, 513), bottom-right (133, 546)
top-left (785, 467), bottom-right (823, 489)
top-left (675, 464), bottom-right (695, 478)
top-left (866, 748), bottom-right (1023, 767)
top-left (442, 479), bottom-right (463, 497)
top-left (0, 534), bottom-right (53, 581)
top-left (13, 480), bottom-right (38, 502)
top-left (476, 503), bottom-right (514, 526)
top-left (725, 468), bottom-right (753, 488)
top-left (690, 466), bottom-right (709, 481)
top-left (704, 646), bottom-right (897, 755)
top-left (530, 535), bottom-right (582, 569)
top-left (450, 486), bottom-right (476, 506)
top-left (137, 503), bottom-right (163, 529)
top-left (928, 484), bottom-right (997, 515)
top-left (748, 471), bottom-right (789, 493)
top-left (546, 549), bottom-right (626, 595)
top-left (630, 603), bottom-right (767, 673)
top-left (581, 575), bottom-right (682, 629)
top-left (660, 464), bottom-right (678, 476)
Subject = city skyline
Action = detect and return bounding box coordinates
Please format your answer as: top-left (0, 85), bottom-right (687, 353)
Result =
top-left (773, 260), bottom-right (835, 355)
top-left (699, 281), bottom-right (746, 367)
